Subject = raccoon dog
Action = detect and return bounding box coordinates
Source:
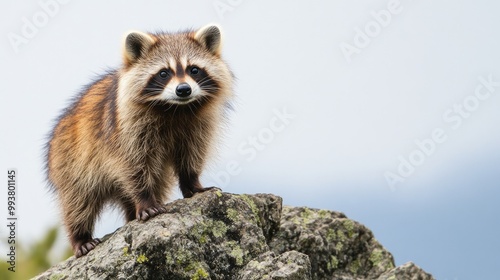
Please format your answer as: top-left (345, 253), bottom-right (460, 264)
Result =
top-left (46, 24), bottom-right (233, 257)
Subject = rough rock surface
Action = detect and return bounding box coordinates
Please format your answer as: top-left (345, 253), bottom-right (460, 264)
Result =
top-left (33, 191), bottom-right (434, 280)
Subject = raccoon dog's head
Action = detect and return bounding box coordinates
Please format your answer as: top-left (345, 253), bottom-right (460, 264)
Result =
top-left (118, 24), bottom-right (233, 109)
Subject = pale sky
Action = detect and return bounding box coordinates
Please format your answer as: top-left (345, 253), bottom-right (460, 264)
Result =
top-left (1, 1), bottom-right (500, 279)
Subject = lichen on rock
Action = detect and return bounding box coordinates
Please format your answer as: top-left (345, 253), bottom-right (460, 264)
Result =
top-left (33, 191), bottom-right (434, 280)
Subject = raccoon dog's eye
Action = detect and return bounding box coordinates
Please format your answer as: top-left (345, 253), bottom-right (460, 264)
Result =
top-left (190, 67), bottom-right (199, 75)
top-left (159, 69), bottom-right (169, 79)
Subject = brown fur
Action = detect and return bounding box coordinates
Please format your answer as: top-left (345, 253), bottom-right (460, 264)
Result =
top-left (46, 25), bottom-right (233, 257)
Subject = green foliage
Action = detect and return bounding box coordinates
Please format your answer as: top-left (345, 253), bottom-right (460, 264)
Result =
top-left (0, 226), bottom-right (72, 280)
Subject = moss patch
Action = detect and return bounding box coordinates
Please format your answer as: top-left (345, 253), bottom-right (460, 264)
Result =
top-left (239, 194), bottom-right (259, 223)
top-left (318, 209), bottom-right (331, 218)
top-left (190, 219), bottom-right (228, 244)
top-left (136, 254), bottom-right (149, 264)
top-left (349, 259), bottom-right (361, 274)
top-left (336, 230), bottom-right (346, 242)
top-left (49, 275), bottom-right (65, 280)
top-left (230, 245), bottom-right (244, 266)
top-left (211, 220), bottom-right (228, 238)
top-left (342, 220), bottom-right (356, 238)
top-left (369, 249), bottom-right (384, 266)
top-left (300, 207), bottom-right (314, 220)
top-left (335, 242), bottom-right (343, 252)
top-left (327, 255), bottom-right (339, 270)
top-left (226, 208), bottom-right (239, 222)
top-left (224, 240), bottom-right (245, 266)
top-left (326, 228), bottom-right (336, 243)
top-left (191, 267), bottom-right (209, 280)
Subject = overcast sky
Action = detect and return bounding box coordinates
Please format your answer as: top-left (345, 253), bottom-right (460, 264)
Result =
top-left (1, 1), bottom-right (500, 279)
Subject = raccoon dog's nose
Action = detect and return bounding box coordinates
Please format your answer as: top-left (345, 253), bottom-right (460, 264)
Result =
top-left (176, 83), bottom-right (192, 97)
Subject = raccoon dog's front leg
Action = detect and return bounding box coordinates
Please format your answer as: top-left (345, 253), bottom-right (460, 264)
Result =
top-left (60, 188), bottom-right (104, 258)
top-left (178, 170), bottom-right (219, 198)
top-left (130, 170), bottom-right (167, 221)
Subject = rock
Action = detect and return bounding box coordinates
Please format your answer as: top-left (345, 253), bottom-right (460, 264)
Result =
top-left (377, 262), bottom-right (434, 280)
top-left (269, 206), bottom-right (395, 279)
top-left (237, 251), bottom-right (311, 280)
top-left (33, 191), bottom-right (434, 280)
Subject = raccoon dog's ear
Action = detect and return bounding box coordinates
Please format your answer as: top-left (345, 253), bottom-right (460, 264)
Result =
top-left (123, 31), bottom-right (156, 66)
top-left (194, 24), bottom-right (223, 56)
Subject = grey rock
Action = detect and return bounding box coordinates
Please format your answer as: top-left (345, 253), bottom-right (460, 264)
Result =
top-left (377, 262), bottom-right (434, 280)
top-left (33, 191), bottom-right (434, 280)
top-left (237, 251), bottom-right (311, 280)
top-left (269, 206), bottom-right (396, 279)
